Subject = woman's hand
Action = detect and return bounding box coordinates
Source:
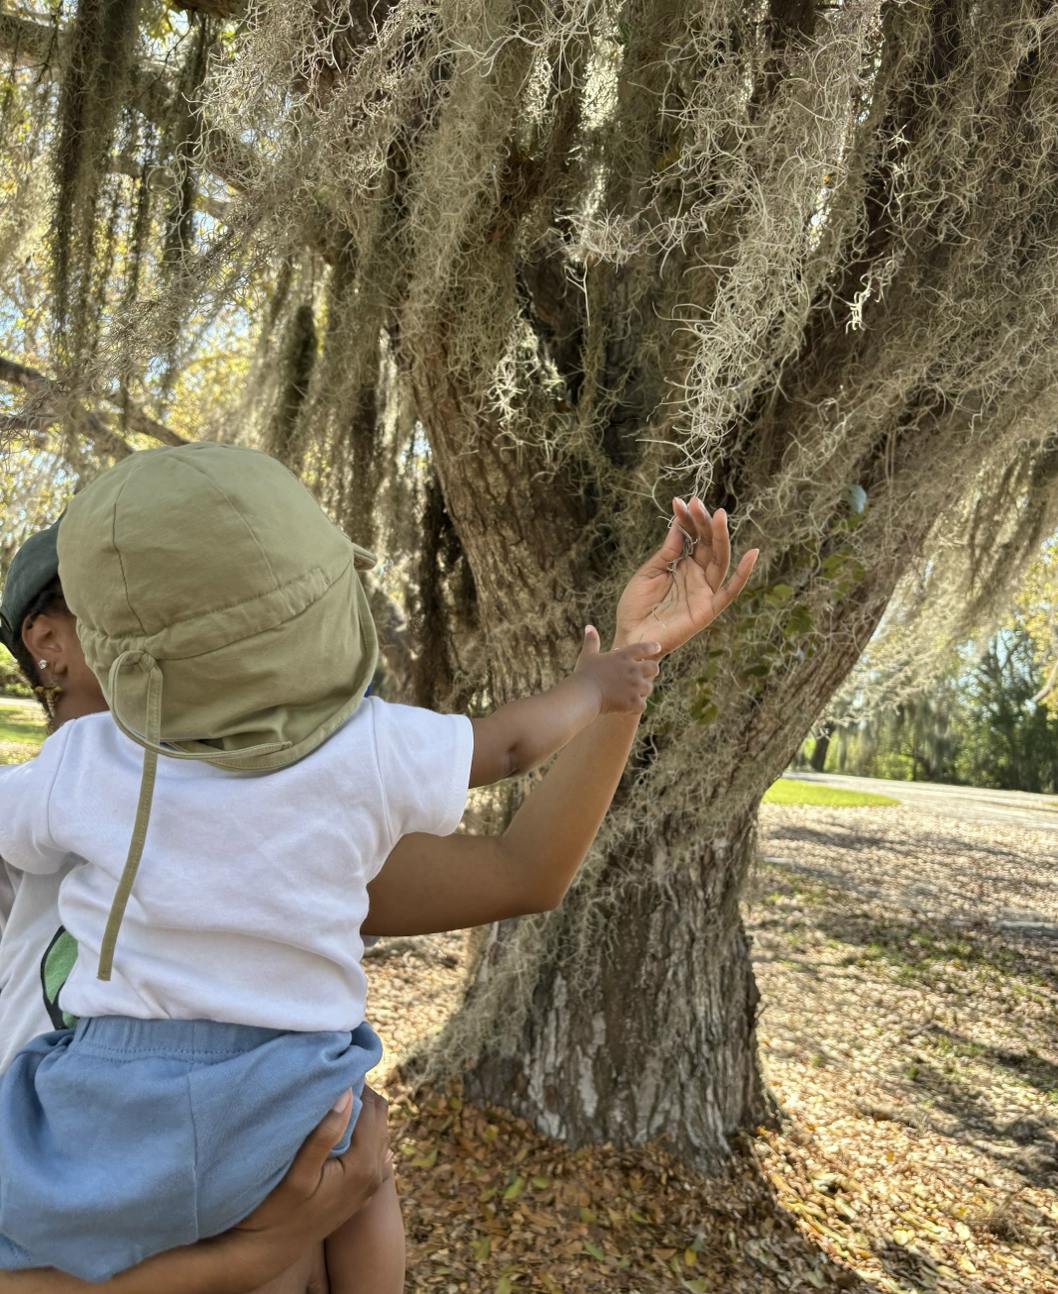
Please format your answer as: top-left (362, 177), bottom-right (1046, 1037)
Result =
top-left (223, 1087), bottom-right (391, 1289)
top-left (614, 498), bottom-right (758, 655)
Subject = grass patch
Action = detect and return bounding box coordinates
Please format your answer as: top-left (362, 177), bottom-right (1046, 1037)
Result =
top-left (0, 700), bottom-right (45, 763)
top-left (764, 777), bottom-right (898, 808)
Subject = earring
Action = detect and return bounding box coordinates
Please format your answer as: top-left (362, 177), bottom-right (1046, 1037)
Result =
top-left (38, 659), bottom-right (48, 671)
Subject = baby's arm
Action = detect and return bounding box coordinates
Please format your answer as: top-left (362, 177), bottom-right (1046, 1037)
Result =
top-left (468, 626), bottom-right (660, 787)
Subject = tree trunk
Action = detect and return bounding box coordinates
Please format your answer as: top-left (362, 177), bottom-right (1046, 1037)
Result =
top-left (809, 729), bottom-right (831, 773)
top-left (444, 811), bottom-right (769, 1167)
top-left (420, 475), bottom-right (906, 1165)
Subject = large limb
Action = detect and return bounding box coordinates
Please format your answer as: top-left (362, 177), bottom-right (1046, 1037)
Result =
top-left (0, 8), bottom-right (260, 198)
top-left (0, 356), bottom-right (186, 458)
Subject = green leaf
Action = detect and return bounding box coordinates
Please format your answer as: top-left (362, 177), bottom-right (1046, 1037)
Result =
top-left (691, 700), bottom-right (718, 725)
top-left (766, 582), bottom-right (795, 605)
top-left (531, 1175), bottom-right (550, 1189)
top-left (503, 1175), bottom-right (525, 1201)
top-left (583, 1241), bottom-right (606, 1262)
top-left (784, 605), bottom-right (814, 638)
top-left (471, 1237), bottom-right (491, 1261)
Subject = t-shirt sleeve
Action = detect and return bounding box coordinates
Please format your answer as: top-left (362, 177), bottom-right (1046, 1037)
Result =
top-left (370, 698), bottom-right (473, 842)
top-left (0, 727), bottom-right (72, 876)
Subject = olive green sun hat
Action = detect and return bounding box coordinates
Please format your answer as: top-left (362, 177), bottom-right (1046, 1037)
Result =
top-left (58, 442), bottom-right (379, 979)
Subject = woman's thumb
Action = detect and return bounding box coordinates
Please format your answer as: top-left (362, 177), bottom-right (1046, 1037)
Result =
top-left (322, 1090), bottom-right (353, 1145)
top-left (284, 1090), bottom-right (354, 1190)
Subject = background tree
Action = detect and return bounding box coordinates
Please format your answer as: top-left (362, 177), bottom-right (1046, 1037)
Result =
top-left (820, 617), bottom-right (1058, 791)
top-left (3, 0), bottom-right (1058, 1167)
top-left (825, 688), bottom-right (965, 783)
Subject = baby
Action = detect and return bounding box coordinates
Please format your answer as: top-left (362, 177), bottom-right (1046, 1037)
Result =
top-left (0, 443), bottom-right (660, 1284)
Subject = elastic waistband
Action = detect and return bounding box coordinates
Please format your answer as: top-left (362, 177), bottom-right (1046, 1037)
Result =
top-left (72, 1016), bottom-right (300, 1059)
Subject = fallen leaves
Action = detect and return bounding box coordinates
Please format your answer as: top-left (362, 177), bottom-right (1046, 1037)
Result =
top-left (363, 802), bottom-right (1058, 1292)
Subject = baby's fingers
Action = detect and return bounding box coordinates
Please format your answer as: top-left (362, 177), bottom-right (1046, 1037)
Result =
top-left (621, 640), bottom-right (663, 660)
top-left (638, 661), bottom-right (659, 703)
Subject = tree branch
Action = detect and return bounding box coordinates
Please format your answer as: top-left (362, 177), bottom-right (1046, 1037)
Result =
top-left (0, 8), bottom-right (259, 194)
top-left (173, 1), bottom-right (246, 17)
top-left (110, 150), bottom-right (233, 224)
top-left (0, 6), bottom-right (340, 253)
top-left (0, 355), bottom-right (185, 457)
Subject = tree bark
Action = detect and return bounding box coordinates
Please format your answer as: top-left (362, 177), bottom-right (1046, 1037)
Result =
top-left (460, 812), bottom-right (771, 1168)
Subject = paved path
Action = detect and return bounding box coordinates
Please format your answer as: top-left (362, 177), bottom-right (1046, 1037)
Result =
top-left (0, 695), bottom-right (38, 711)
top-left (787, 770), bottom-right (1058, 833)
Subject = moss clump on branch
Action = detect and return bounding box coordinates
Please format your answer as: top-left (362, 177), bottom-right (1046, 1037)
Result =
top-left (51, 0), bottom-right (143, 365)
top-left (266, 300), bottom-right (317, 470)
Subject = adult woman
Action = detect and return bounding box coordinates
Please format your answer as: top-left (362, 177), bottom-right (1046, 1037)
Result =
top-left (0, 497), bottom-right (755, 1293)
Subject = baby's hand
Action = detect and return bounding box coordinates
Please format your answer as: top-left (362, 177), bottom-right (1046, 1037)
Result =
top-left (573, 626), bottom-right (661, 715)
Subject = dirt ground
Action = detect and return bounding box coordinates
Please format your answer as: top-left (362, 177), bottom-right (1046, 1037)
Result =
top-left (369, 801), bottom-right (1058, 1293)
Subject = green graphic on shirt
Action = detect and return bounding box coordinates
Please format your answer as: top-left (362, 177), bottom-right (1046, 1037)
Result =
top-left (40, 926), bottom-right (78, 1029)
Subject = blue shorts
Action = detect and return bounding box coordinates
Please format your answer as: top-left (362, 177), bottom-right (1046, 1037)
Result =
top-left (0, 1015), bottom-right (382, 1281)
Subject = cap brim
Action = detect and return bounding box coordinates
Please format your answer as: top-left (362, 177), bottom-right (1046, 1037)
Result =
top-left (0, 516), bottom-right (63, 653)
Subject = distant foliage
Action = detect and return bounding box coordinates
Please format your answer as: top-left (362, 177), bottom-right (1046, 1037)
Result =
top-left (0, 649), bottom-right (32, 700)
top-left (808, 626), bottom-right (1058, 793)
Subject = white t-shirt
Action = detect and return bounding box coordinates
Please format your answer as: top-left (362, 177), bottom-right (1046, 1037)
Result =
top-left (0, 700), bottom-right (473, 1034)
top-left (0, 863), bottom-right (68, 1072)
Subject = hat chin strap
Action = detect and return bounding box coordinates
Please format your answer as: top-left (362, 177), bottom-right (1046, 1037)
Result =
top-left (96, 650), bottom-right (291, 982)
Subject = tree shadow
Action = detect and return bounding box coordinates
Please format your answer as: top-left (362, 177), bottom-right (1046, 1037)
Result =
top-left (766, 821), bottom-right (1041, 873)
top-left (809, 905), bottom-right (1057, 995)
top-left (872, 1237), bottom-right (944, 1292)
top-left (922, 1024), bottom-right (1058, 1098)
top-left (899, 1055), bottom-right (1058, 1188)
top-left (794, 907), bottom-right (1058, 1189)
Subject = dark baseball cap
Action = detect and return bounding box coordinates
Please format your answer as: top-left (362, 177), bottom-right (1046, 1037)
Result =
top-left (0, 518), bottom-right (62, 654)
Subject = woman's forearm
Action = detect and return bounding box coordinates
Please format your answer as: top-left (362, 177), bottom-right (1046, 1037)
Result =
top-left (499, 706), bottom-right (640, 908)
top-left (0, 1251), bottom-right (228, 1294)
top-left (0, 1240), bottom-right (292, 1294)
